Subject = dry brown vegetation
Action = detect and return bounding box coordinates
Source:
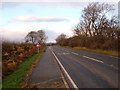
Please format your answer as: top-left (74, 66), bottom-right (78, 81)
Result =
top-left (2, 42), bottom-right (38, 78)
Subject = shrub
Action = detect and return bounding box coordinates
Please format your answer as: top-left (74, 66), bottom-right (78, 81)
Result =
top-left (2, 42), bottom-right (38, 78)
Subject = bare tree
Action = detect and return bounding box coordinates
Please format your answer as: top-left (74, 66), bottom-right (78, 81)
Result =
top-left (25, 30), bottom-right (47, 44)
top-left (56, 33), bottom-right (68, 46)
top-left (74, 2), bottom-right (115, 37)
top-left (36, 30), bottom-right (47, 43)
top-left (25, 31), bottom-right (37, 43)
top-left (71, 2), bottom-right (119, 50)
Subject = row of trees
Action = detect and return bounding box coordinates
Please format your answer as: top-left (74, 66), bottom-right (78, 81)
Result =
top-left (56, 2), bottom-right (119, 51)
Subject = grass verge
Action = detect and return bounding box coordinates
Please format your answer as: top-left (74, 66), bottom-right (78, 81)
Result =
top-left (2, 49), bottom-right (45, 88)
top-left (64, 46), bottom-right (119, 57)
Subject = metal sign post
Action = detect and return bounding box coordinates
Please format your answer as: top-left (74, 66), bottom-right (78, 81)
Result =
top-left (36, 43), bottom-right (41, 53)
top-left (38, 48), bottom-right (39, 53)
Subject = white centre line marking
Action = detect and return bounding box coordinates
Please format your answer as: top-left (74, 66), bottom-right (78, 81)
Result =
top-left (63, 52), bottom-right (70, 55)
top-left (83, 56), bottom-right (104, 63)
top-left (72, 52), bottom-right (79, 55)
top-left (52, 51), bottom-right (78, 89)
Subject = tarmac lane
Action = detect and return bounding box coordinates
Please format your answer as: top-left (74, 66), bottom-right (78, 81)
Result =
top-left (27, 46), bottom-right (119, 89)
top-left (28, 47), bottom-right (67, 88)
top-left (51, 46), bottom-right (119, 88)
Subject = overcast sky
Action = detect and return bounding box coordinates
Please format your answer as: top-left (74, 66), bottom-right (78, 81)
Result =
top-left (0, 0), bottom-right (119, 43)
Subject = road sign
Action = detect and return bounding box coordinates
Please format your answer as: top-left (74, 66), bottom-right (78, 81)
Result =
top-left (36, 42), bottom-right (41, 48)
top-left (36, 42), bottom-right (41, 53)
top-left (36, 44), bottom-right (40, 48)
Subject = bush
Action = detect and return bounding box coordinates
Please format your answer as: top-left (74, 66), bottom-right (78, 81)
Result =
top-left (2, 42), bottom-right (38, 78)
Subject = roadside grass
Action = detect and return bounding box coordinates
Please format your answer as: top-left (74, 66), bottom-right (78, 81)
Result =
top-left (64, 46), bottom-right (119, 57)
top-left (2, 49), bottom-right (45, 88)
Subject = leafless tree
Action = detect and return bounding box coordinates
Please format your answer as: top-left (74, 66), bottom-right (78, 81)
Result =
top-left (25, 31), bottom-right (37, 43)
top-left (36, 30), bottom-right (47, 43)
top-left (74, 2), bottom-right (116, 37)
top-left (70, 2), bottom-right (119, 50)
top-left (25, 30), bottom-right (47, 44)
top-left (56, 33), bottom-right (68, 46)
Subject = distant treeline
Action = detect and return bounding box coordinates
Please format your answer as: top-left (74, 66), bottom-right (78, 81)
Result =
top-left (56, 2), bottom-right (119, 51)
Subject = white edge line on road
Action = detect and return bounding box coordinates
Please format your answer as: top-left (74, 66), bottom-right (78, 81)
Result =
top-left (83, 56), bottom-right (104, 63)
top-left (52, 51), bottom-right (78, 89)
top-left (72, 52), bottom-right (79, 55)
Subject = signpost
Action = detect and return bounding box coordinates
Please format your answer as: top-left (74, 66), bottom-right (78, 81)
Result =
top-left (36, 42), bottom-right (41, 53)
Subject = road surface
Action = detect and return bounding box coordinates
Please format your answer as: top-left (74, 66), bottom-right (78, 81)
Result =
top-left (30, 46), bottom-right (119, 88)
top-left (29, 47), bottom-right (66, 88)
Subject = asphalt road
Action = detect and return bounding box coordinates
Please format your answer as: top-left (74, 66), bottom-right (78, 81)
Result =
top-left (29, 46), bottom-right (119, 88)
top-left (51, 46), bottom-right (119, 88)
top-left (29, 47), bottom-right (66, 88)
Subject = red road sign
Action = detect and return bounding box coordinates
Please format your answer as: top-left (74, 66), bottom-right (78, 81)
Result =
top-left (36, 42), bottom-right (41, 48)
